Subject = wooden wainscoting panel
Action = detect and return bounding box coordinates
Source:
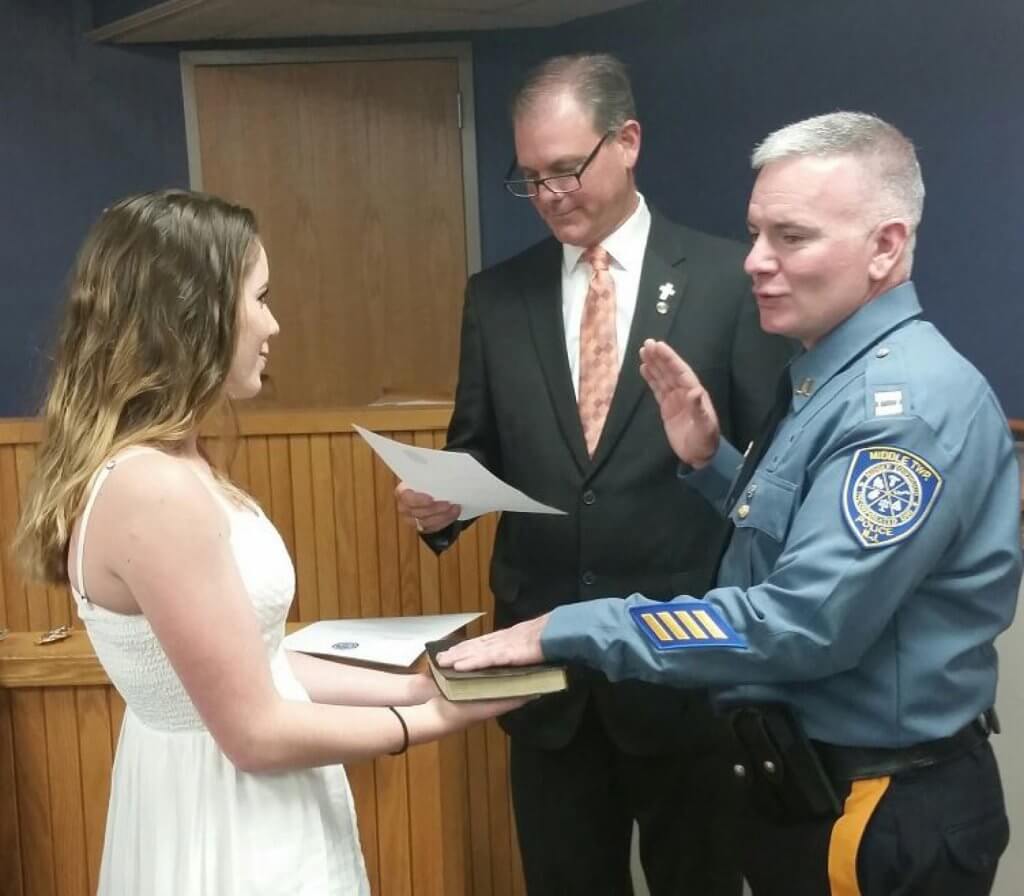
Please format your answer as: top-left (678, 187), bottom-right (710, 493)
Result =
top-left (375, 751), bottom-right (412, 896)
top-left (227, 436), bottom-right (250, 489)
top-left (75, 687), bottom-right (113, 895)
top-left (352, 436), bottom-right (382, 618)
top-left (486, 721), bottom-right (515, 896)
top-left (350, 757), bottom-right (380, 895)
top-left (438, 729), bottom-right (472, 896)
top-left (373, 445), bottom-right (402, 621)
top-left (42, 688), bottom-right (88, 896)
top-left (266, 433), bottom-right (297, 590)
top-left (310, 434), bottom-right (341, 621)
top-left (245, 436), bottom-right (273, 516)
top-left (0, 446), bottom-right (28, 633)
top-left (0, 687), bottom-right (25, 894)
top-left (330, 434), bottom-right (362, 622)
top-left (465, 721), bottom-right (493, 896)
top-left (406, 736), bottom-right (445, 896)
top-left (10, 689), bottom-right (55, 896)
top-left (289, 435), bottom-right (319, 621)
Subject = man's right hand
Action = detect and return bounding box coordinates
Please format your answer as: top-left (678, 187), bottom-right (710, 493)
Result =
top-left (395, 482), bottom-right (460, 535)
top-left (639, 338), bottom-right (720, 468)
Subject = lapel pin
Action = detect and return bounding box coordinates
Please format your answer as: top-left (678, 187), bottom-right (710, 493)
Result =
top-left (656, 282), bottom-right (675, 314)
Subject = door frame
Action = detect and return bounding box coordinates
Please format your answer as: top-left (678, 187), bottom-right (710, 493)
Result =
top-left (179, 43), bottom-right (482, 276)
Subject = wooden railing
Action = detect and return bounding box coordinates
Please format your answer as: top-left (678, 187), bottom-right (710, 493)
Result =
top-left (0, 408), bottom-right (525, 896)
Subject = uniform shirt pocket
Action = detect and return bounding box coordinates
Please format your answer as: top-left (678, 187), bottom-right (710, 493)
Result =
top-left (729, 470), bottom-right (799, 544)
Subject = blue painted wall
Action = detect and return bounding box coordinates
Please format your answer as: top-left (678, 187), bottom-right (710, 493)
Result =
top-left (4, 0), bottom-right (1022, 415)
top-left (2, 0), bottom-right (188, 414)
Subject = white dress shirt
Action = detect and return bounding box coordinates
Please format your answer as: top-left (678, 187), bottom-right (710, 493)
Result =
top-left (562, 193), bottom-right (652, 397)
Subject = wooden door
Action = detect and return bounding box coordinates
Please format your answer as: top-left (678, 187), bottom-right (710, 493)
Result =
top-left (190, 57), bottom-right (468, 409)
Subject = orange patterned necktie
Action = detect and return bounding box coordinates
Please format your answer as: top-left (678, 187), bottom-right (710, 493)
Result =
top-left (578, 246), bottom-right (618, 457)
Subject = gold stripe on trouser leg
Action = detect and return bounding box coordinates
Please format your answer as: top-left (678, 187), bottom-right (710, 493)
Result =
top-left (827, 776), bottom-right (891, 895)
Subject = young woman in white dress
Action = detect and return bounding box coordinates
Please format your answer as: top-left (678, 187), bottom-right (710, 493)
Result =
top-left (15, 190), bottom-right (523, 895)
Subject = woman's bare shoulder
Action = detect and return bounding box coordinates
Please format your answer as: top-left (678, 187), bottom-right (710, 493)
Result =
top-left (94, 449), bottom-right (225, 529)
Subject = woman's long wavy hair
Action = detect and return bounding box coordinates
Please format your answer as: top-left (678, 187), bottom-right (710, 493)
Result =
top-left (15, 189), bottom-right (259, 584)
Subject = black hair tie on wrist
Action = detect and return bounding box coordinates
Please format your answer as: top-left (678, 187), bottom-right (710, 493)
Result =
top-left (387, 705), bottom-right (409, 756)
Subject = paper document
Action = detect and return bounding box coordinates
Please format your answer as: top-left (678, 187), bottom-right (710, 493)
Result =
top-left (353, 425), bottom-right (566, 519)
top-left (283, 612), bottom-right (484, 668)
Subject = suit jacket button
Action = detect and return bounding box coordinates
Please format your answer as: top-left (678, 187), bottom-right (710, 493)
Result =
top-left (582, 571), bottom-right (596, 586)
top-left (582, 490), bottom-right (596, 505)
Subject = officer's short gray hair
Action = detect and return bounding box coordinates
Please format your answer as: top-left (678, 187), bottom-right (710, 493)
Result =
top-left (752, 112), bottom-right (924, 263)
top-left (511, 53), bottom-right (636, 134)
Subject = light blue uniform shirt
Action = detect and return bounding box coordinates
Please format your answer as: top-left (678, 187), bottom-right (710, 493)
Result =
top-left (543, 283), bottom-right (1021, 747)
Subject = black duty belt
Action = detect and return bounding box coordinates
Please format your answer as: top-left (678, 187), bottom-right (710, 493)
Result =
top-left (813, 708), bottom-right (998, 782)
top-left (723, 704), bottom-right (999, 824)
top-left (726, 703), bottom-right (843, 821)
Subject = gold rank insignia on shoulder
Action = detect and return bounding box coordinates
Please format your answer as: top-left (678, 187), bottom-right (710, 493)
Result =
top-left (629, 601), bottom-right (746, 651)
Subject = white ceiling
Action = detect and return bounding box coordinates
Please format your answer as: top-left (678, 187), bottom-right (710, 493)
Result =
top-left (89, 0), bottom-right (646, 43)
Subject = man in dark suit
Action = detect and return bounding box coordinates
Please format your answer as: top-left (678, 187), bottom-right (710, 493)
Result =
top-left (397, 53), bottom-right (791, 895)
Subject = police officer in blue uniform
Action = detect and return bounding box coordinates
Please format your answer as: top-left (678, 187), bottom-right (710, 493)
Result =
top-left (439, 112), bottom-right (1020, 896)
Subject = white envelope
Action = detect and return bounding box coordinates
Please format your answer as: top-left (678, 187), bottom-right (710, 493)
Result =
top-left (282, 612), bottom-right (484, 667)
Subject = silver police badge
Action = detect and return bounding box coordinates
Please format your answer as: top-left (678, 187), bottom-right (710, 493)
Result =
top-left (842, 446), bottom-right (943, 548)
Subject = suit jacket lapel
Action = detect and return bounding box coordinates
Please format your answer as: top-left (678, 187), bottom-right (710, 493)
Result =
top-left (522, 239), bottom-right (590, 472)
top-left (589, 211), bottom-right (689, 472)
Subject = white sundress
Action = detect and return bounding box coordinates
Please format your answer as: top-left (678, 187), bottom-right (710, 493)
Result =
top-left (71, 450), bottom-right (370, 895)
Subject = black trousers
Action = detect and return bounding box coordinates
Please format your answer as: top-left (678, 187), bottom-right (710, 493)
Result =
top-left (509, 700), bottom-right (742, 896)
top-left (739, 741), bottom-right (1009, 896)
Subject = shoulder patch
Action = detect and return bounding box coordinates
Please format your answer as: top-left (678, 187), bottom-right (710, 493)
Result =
top-left (629, 601), bottom-right (746, 651)
top-left (842, 446), bottom-right (943, 548)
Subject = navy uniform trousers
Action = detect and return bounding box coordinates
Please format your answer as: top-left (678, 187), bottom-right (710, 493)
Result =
top-left (738, 740), bottom-right (1009, 896)
top-left (510, 699), bottom-right (742, 896)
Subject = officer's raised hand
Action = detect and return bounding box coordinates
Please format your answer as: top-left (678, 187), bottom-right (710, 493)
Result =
top-left (639, 338), bottom-right (719, 468)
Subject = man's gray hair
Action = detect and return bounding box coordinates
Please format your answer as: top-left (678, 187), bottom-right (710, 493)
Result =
top-left (752, 112), bottom-right (925, 258)
top-left (511, 53), bottom-right (636, 133)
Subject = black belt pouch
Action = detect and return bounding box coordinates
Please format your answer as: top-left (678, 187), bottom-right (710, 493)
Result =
top-left (727, 703), bottom-right (843, 823)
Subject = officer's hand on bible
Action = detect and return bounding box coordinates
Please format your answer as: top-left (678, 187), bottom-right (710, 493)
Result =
top-left (639, 339), bottom-right (720, 468)
top-left (436, 614), bottom-right (550, 671)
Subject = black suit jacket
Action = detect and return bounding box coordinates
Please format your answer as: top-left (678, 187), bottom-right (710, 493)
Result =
top-left (431, 210), bottom-right (793, 752)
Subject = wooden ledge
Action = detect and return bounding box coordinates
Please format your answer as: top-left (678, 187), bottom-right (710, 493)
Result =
top-left (0, 404), bottom-right (454, 445)
top-left (0, 630), bottom-right (109, 688)
top-left (0, 623), bottom-right (314, 689)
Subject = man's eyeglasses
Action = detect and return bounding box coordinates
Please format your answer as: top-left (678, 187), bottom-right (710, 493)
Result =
top-left (504, 132), bottom-right (613, 198)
